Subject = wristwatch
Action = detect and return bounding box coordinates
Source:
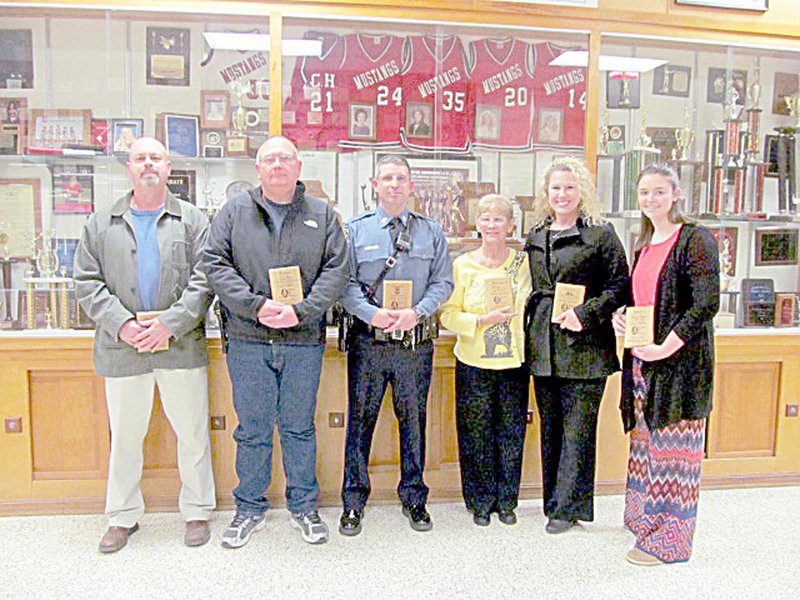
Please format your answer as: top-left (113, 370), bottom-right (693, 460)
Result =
top-left (413, 307), bottom-right (426, 323)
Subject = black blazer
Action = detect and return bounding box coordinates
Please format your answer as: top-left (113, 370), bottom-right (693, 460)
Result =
top-left (620, 224), bottom-right (719, 432)
top-left (525, 217), bottom-right (630, 379)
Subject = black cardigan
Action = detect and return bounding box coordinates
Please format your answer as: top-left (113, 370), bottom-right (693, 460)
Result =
top-left (620, 224), bottom-right (720, 432)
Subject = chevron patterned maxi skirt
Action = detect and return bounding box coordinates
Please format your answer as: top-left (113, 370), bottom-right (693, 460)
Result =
top-left (623, 358), bottom-right (706, 563)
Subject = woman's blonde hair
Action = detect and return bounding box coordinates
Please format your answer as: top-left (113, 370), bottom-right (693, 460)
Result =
top-left (531, 157), bottom-right (604, 225)
top-left (476, 193), bottom-right (514, 221)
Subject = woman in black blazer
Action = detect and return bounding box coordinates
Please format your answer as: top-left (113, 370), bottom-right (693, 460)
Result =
top-left (613, 163), bottom-right (719, 566)
top-left (524, 158), bottom-right (629, 534)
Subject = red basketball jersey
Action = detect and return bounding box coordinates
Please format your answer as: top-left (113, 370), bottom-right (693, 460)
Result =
top-left (531, 42), bottom-right (587, 151)
top-left (400, 35), bottom-right (472, 154)
top-left (469, 37), bottom-right (535, 152)
top-left (282, 32), bottom-right (348, 150)
top-left (338, 33), bottom-right (405, 149)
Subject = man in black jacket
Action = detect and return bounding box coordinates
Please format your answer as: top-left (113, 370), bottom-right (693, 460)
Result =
top-left (203, 136), bottom-right (348, 548)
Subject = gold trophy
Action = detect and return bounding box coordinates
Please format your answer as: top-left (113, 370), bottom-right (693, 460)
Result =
top-left (784, 89), bottom-right (800, 129)
top-left (675, 107), bottom-right (695, 161)
top-left (228, 81), bottom-right (261, 156)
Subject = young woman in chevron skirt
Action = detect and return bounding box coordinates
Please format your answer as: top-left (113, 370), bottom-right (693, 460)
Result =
top-left (613, 163), bottom-right (719, 566)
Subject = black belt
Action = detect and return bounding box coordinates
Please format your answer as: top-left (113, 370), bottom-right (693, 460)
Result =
top-left (350, 316), bottom-right (438, 349)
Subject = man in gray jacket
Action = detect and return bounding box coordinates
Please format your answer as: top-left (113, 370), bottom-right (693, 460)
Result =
top-left (204, 135), bottom-right (347, 548)
top-left (74, 137), bottom-right (215, 553)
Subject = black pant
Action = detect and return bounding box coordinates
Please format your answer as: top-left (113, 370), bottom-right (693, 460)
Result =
top-left (456, 360), bottom-right (529, 515)
top-left (533, 376), bottom-right (605, 521)
top-left (342, 333), bottom-right (433, 511)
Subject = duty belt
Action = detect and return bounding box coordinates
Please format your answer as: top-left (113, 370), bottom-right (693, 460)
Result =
top-left (350, 316), bottom-right (438, 350)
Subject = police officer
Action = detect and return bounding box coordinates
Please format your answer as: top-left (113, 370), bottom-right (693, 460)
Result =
top-left (339, 154), bottom-right (453, 536)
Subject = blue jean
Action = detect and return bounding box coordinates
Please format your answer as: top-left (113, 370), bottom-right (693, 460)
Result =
top-left (226, 339), bottom-right (324, 515)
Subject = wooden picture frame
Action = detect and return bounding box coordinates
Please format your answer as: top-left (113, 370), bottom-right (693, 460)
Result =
top-left (0, 179), bottom-right (43, 259)
top-left (146, 27), bottom-right (190, 87)
top-left (0, 97), bottom-right (26, 154)
top-left (110, 118), bottom-right (144, 154)
top-left (166, 169), bottom-right (196, 205)
top-left (0, 29), bottom-right (34, 89)
top-left (652, 64), bottom-right (691, 98)
top-left (755, 228), bottom-right (798, 266)
top-left (774, 293), bottom-right (797, 328)
top-left (51, 164), bottom-right (94, 214)
top-left (200, 90), bottom-right (230, 129)
top-left (27, 109), bottom-right (91, 151)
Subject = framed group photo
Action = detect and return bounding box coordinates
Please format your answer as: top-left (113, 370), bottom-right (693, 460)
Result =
top-left (51, 164), bottom-right (94, 214)
top-left (27, 109), bottom-right (91, 150)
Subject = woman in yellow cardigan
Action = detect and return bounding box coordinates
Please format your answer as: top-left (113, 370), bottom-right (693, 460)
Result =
top-left (440, 194), bottom-right (532, 526)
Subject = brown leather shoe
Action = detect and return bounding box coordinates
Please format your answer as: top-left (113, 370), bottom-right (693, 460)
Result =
top-left (184, 520), bottom-right (211, 547)
top-left (98, 523), bottom-right (139, 554)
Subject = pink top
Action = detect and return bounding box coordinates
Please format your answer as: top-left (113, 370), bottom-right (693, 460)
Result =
top-left (632, 226), bottom-right (682, 306)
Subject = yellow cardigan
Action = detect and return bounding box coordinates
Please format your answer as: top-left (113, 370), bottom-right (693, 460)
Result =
top-left (440, 249), bottom-right (532, 370)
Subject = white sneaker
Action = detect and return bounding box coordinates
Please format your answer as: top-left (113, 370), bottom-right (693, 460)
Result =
top-left (291, 511), bottom-right (329, 544)
top-left (220, 513), bottom-right (266, 549)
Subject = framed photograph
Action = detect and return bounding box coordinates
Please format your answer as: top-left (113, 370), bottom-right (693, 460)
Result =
top-left (200, 90), bottom-right (230, 129)
top-left (111, 118), bottom-right (143, 154)
top-left (474, 104), bottom-right (501, 143)
top-left (51, 164), bottom-right (94, 214)
top-left (406, 103), bottom-right (432, 139)
top-left (201, 129), bottom-right (226, 158)
top-left (90, 118), bottom-right (111, 152)
top-left (607, 124), bottom-right (626, 154)
top-left (675, 0), bottom-right (768, 10)
top-left (772, 72), bottom-right (798, 116)
top-left (607, 72), bottom-right (640, 109)
top-left (652, 64), bottom-right (691, 97)
top-left (55, 238), bottom-right (80, 278)
top-left (349, 103), bottom-right (376, 140)
top-left (27, 109), bottom-right (91, 151)
top-left (379, 154), bottom-right (479, 238)
top-left (537, 108), bottom-right (564, 144)
top-left (764, 134), bottom-right (780, 177)
top-left (0, 179), bottom-right (43, 258)
top-left (755, 228), bottom-right (798, 266)
top-left (162, 114), bottom-right (199, 158)
top-left (707, 67), bottom-right (747, 104)
top-left (0, 97), bottom-right (26, 154)
top-left (707, 226), bottom-right (738, 276)
top-left (146, 27), bottom-right (190, 87)
top-left (167, 169), bottom-right (196, 205)
top-left (0, 29), bottom-right (34, 88)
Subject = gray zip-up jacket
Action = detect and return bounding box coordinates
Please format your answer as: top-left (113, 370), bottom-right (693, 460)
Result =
top-left (202, 182), bottom-right (348, 345)
top-left (74, 191), bottom-right (213, 377)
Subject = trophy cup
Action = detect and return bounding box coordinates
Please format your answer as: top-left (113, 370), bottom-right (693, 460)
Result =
top-left (0, 220), bottom-right (15, 328)
top-left (675, 107), bottom-right (695, 161)
top-left (599, 110), bottom-right (610, 155)
top-left (228, 81), bottom-right (261, 157)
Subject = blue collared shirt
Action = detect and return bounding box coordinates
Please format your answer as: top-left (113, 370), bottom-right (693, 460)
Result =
top-left (341, 205), bottom-right (454, 324)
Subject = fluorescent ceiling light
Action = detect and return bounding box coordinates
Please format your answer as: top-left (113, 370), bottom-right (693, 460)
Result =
top-left (202, 32), bottom-right (322, 57)
top-left (550, 50), bottom-right (667, 73)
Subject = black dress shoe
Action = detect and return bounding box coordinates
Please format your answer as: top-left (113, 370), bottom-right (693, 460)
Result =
top-left (402, 504), bottom-right (432, 532)
top-left (338, 509), bottom-right (363, 536)
top-left (498, 509), bottom-right (517, 526)
top-left (472, 512), bottom-right (490, 527)
top-left (545, 517), bottom-right (576, 534)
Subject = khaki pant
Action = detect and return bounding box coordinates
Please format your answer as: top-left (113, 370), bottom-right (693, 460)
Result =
top-left (104, 367), bottom-right (215, 527)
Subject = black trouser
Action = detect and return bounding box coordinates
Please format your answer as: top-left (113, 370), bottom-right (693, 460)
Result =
top-left (455, 360), bottom-right (530, 515)
top-left (342, 332), bottom-right (434, 511)
top-left (533, 376), bottom-right (605, 522)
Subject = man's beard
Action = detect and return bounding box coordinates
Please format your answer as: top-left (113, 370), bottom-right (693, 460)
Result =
top-left (141, 173), bottom-right (160, 187)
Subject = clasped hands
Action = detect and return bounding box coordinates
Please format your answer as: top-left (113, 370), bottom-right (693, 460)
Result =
top-left (119, 316), bottom-right (172, 353)
top-left (371, 308), bottom-right (418, 333)
top-left (258, 299), bottom-right (299, 329)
